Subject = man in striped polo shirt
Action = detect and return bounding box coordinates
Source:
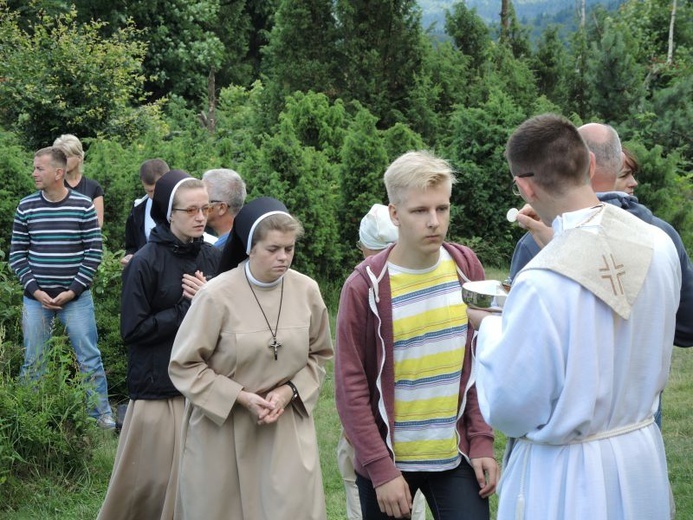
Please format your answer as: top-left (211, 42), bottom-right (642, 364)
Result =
top-left (10, 147), bottom-right (114, 429)
top-left (336, 151), bottom-right (498, 519)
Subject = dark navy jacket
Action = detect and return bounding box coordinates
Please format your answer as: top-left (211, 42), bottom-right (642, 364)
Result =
top-left (124, 195), bottom-right (149, 255)
top-left (121, 225), bottom-right (221, 399)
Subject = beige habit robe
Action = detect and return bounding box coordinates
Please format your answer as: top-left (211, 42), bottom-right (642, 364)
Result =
top-left (169, 265), bottom-right (333, 520)
top-left (97, 397), bottom-right (184, 520)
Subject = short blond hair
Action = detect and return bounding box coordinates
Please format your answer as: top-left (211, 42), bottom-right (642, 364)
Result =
top-left (384, 151), bottom-right (456, 205)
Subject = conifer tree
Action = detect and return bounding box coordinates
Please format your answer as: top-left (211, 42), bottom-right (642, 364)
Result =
top-left (531, 25), bottom-right (570, 104)
top-left (245, 118), bottom-right (342, 280)
top-left (443, 89), bottom-right (527, 260)
top-left (445, 2), bottom-right (491, 70)
top-left (339, 107), bottom-right (390, 264)
top-left (262, 0), bottom-right (340, 104)
top-left (584, 18), bottom-right (647, 122)
top-left (335, 0), bottom-right (425, 128)
top-left (280, 92), bottom-right (349, 161)
top-left (563, 29), bottom-right (591, 119)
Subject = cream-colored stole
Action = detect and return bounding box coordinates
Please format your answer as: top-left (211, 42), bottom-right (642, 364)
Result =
top-left (522, 204), bottom-right (654, 320)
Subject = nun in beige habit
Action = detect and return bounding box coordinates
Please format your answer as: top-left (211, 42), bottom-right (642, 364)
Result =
top-left (169, 197), bottom-right (333, 520)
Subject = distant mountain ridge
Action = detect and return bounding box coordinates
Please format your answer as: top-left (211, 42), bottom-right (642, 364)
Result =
top-left (419, 0), bottom-right (608, 28)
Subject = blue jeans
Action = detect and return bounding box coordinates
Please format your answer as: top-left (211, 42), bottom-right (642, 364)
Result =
top-left (21, 291), bottom-right (111, 419)
top-left (356, 461), bottom-right (489, 520)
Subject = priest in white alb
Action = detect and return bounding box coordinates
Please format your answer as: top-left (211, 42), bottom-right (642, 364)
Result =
top-left (468, 114), bottom-right (681, 520)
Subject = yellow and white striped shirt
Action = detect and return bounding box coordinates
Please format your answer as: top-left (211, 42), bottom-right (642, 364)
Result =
top-left (389, 248), bottom-right (468, 472)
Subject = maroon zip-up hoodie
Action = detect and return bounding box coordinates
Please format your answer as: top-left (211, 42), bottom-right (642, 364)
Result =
top-left (335, 242), bottom-right (495, 488)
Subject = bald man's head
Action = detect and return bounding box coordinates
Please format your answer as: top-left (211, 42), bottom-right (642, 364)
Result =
top-left (578, 123), bottom-right (622, 192)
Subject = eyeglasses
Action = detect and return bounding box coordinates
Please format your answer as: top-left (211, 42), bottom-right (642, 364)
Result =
top-left (511, 172), bottom-right (535, 197)
top-left (209, 200), bottom-right (226, 207)
top-left (171, 205), bottom-right (212, 217)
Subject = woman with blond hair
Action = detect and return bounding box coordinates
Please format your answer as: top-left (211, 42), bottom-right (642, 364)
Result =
top-left (53, 134), bottom-right (105, 227)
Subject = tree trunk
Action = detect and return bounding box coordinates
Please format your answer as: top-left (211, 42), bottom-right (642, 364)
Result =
top-left (500, 0), bottom-right (510, 43)
top-left (206, 69), bottom-right (217, 134)
top-left (667, 0), bottom-right (677, 64)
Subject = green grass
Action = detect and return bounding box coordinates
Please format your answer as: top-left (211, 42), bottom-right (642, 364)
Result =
top-left (663, 347), bottom-right (693, 516)
top-left (1, 277), bottom-right (690, 518)
top-left (3, 350), bottom-right (690, 519)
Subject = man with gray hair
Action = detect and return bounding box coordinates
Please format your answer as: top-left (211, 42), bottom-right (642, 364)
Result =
top-left (202, 168), bottom-right (247, 249)
top-left (577, 122), bottom-right (623, 192)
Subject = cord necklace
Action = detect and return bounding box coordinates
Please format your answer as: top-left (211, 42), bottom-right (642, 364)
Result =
top-left (245, 269), bottom-right (284, 360)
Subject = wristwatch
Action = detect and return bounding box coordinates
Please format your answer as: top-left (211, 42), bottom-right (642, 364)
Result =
top-left (286, 381), bottom-right (299, 402)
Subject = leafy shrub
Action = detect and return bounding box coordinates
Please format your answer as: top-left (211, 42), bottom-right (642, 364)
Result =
top-left (0, 129), bottom-right (34, 256)
top-left (85, 139), bottom-right (148, 252)
top-left (0, 262), bottom-right (24, 372)
top-left (92, 251), bottom-right (128, 403)
top-left (0, 5), bottom-right (152, 149)
top-left (0, 336), bottom-right (99, 510)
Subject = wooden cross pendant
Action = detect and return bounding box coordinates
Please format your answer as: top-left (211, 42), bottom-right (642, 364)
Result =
top-left (269, 338), bottom-right (282, 360)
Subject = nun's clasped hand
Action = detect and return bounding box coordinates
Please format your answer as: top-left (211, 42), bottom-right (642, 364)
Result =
top-left (237, 385), bottom-right (293, 425)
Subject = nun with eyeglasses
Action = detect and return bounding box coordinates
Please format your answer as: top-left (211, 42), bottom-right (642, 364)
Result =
top-left (169, 197), bottom-right (333, 520)
top-left (98, 170), bottom-right (221, 520)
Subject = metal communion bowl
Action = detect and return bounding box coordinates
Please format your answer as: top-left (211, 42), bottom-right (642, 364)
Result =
top-left (461, 280), bottom-right (508, 311)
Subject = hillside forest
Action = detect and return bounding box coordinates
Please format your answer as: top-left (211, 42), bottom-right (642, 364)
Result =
top-left (0, 0), bottom-right (691, 275)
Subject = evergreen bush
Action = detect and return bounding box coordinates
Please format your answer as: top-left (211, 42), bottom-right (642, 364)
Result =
top-left (0, 263), bottom-right (23, 367)
top-left (85, 139), bottom-right (149, 253)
